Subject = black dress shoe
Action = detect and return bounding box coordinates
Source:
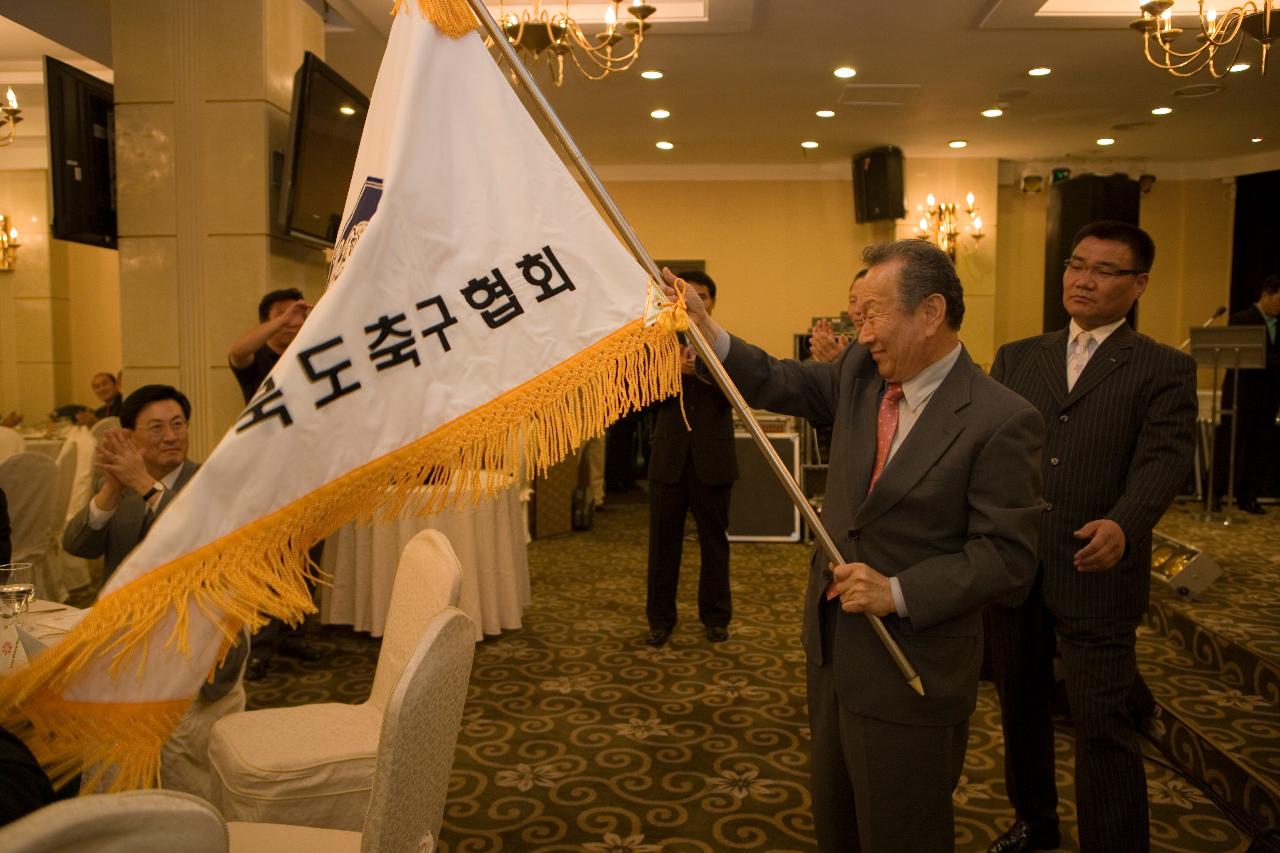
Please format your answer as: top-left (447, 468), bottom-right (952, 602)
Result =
top-left (244, 655), bottom-right (270, 682)
top-left (279, 636), bottom-right (323, 662)
top-left (645, 627), bottom-right (672, 646)
top-left (988, 820), bottom-right (1059, 853)
top-left (706, 626), bottom-right (729, 643)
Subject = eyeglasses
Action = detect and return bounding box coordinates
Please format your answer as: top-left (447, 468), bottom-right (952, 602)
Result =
top-left (1063, 259), bottom-right (1141, 281)
top-left (137, 418), bottom-right (188, 438)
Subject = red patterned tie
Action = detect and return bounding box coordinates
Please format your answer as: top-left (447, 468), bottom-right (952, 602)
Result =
top-left (867, 383), bottom-right (904, 493)
top-left (826, 382), bottom-right (904, 601)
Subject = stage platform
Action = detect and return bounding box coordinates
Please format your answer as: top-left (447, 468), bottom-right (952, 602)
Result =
top-left (1143, 501), bottom-right (1280, 839)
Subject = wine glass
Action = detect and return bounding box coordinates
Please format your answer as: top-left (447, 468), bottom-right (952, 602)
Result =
top-left (0, 563), bottom-right (35, 627)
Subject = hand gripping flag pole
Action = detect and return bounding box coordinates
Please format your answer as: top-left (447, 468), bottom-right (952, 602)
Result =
top-left (460, 0), bottom-right (924, 697)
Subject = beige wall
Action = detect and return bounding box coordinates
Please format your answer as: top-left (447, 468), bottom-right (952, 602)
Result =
top-left (0, 169), bottom-right (69, 422)
top-left (51, 239), bottom-right (124, 407)
top-left (898, 158), bottom-right (1000, 368)
top-left (603, 179), bottom-right (893, 359)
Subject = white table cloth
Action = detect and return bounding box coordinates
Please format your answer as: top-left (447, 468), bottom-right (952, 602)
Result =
top-left (320, 480), bottom-right (529, 640)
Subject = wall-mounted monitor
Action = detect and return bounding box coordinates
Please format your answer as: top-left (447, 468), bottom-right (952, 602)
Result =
top-left (278, 52), bottom-right (369, 247)
top-left (45, 56), bottom-right (116, 249)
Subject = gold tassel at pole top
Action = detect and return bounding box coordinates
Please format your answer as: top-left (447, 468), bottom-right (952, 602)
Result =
top-left (391, 0), bottom-right (479, 39)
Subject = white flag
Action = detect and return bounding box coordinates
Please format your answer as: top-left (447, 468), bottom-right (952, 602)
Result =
top-left (1, 1), bottom-right (683, 789)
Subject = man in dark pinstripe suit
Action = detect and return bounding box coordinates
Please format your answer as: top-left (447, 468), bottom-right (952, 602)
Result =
top-left (984, 222), bottom-right (1198, 853)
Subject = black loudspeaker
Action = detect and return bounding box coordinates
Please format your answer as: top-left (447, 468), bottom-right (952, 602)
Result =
top-left (1042, 173), bottom-right (1141, 332)
top-left (852, 146), bottom-right (906, 224)
top-left (728, 433), bottom-right (801, 542)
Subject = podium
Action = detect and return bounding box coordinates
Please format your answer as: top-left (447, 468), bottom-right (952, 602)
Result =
top-left (1190, 325), bottom-right (1267, 525)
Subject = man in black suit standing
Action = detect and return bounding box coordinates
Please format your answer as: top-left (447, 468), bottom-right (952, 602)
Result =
top-left (646, 271), bottom-right (738, 647)
top-left (668, 241), bottom-right (1044, 851)
top-left (1217, 273), bottom-right (1280, 514)
top-left (984, 221), bottom-right (1198, 853)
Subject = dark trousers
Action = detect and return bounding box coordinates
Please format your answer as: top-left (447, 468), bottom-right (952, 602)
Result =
top-left (252, 542), bottom-right (322, 659)
top-left (1214, 413), bottom-right (1272, 504)
top-left (985, 590), bottom-right (1150, 853)
top-left (645, 461), bottom-right (732, 630)
top-left (808, 598), bottom-right (967, 853)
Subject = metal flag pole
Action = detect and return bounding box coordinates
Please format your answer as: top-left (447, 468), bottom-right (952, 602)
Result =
top-left (460, 0), bottom-right (923, 698)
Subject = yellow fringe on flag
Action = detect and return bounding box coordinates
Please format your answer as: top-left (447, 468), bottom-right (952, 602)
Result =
top-left (0, 316), bottom-right (682, 791)
top-left (391, 0), bottom-right (478, 38)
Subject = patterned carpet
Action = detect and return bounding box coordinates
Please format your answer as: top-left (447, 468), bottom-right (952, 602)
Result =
top-left (245, 490), bottom-right (1273, 852)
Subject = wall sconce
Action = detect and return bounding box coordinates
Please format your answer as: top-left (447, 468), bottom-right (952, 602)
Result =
top-left (0, 213), bottom-right (20, 272)
top-left (0, 87), bottom-right (21, 147)
top-left (914, 192), bottom-right (983, 261)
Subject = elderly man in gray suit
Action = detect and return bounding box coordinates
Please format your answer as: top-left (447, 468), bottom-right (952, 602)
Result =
top-left (64, 384), bottom-right (199, 579)
top-left (667, 239), bottom-right (1045, 852)
top-left (983, 221), bottom-right (1197, 853)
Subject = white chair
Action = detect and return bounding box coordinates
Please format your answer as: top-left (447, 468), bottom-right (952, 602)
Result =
top-left (0, 425), bottom-right (22, 464)
top-left (0, 453), bottom-right (64, 601)
top-left (0, 790), bottom-right (227, 853)
top-left (209, 529), bottom-right (466, 830)
top-left (49, 437), bottom-right (92, 591)
top-left (228, 606), bottom-right (476, 853)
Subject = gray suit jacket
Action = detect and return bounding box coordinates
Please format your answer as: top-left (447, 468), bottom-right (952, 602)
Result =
top-left (991, 323), bottom-right (1197, 623)
top-left (721, 337), bottom-right (1045, 725)
top-left (63, 460), bottom-right (200, 580)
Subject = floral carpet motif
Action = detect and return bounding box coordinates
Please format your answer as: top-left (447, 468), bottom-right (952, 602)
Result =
top-left (246, 491), bottom-right (1261, 851)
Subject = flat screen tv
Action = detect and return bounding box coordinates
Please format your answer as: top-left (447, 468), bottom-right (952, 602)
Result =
top-left (45, 56), bottom-right (116, 249)
top-left (279, 52), bottom-right (369, 247)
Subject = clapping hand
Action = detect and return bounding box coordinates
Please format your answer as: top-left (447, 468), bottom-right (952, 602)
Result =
top-left (809, 319), bottom-right (850, 363)
top-left (96, 429), bottom-right (153, 495)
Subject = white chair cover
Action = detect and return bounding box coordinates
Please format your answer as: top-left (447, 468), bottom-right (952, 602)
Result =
top-left (0, 453), bottom-right (64, 601)
top-left (228, 608), bottom-right (475, 853)
top-left (54, 427), bottom-right (97, 591)
top-left (0, 790), bottom-right (228, 853)
top-left (0, 425), bottom-right (23, 464)
top-left (210, 529), bottom-right (465, 832)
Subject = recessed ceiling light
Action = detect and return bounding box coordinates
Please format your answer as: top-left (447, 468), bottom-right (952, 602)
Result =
top-left (649, 108), bottom-right (670, 119)
top-left (1151, 106), bottom-right (1173, 116)
top-left (655, 140), bottom-right (674, 150)
top-left (339, 106), bottom-right (356, 116)
top-left (640, 70), bottom-right (664, 80)
top-left (1252, 136), bottom-right (1264, 143)
top-left (1027, 66), bottom-right (1052, 77)
top-left (816, 109), bottom-right (836, 118)
top-left (1097, 137), bottom-right (1116, 146)
top-left (801, 140), bottom-right (820, 149)
top-left (833, 66), bottom-right (857, 79)
top-left (981, 108), bottom-right (1004, 118)
top-left (1229, 62), bottom-right (1250, 73)
top-left (948, 140), bottom-right (968, 149)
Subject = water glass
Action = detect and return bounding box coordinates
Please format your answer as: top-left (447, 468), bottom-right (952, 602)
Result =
top-left (0, 563), bottom-right (35, 625)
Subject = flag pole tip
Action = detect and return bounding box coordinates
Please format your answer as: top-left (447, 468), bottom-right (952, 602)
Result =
top-left (908, 676), bottom-right (924, 696)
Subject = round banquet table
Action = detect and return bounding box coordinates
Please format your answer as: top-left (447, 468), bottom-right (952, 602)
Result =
top-left (319, 478), bottom-right (530, 641)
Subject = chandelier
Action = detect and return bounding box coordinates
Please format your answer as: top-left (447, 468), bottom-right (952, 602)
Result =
top-left (1131, 0), bottom-right (1276, 77)
top-left (0, 213), bottom-right (20, 272)
top-left (1, 87), bottom-right (21, 147)
top-left (490, 1), bottom-right (656, 86)
top-left (914, 193), bottom-right (983, 261)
